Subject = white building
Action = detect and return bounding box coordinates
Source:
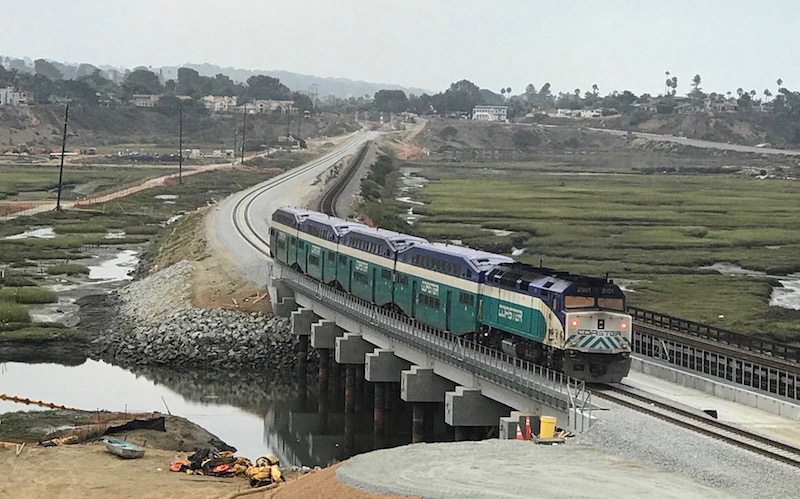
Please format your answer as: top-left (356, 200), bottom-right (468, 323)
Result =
top-left (202, 95), bottom-right (238, 112)
top-left (0, 87), bottom-right (28, 106)
top-left (131, 94), bottom-right (160, 107)
top-left (472, 105), bottom-right (508, 122)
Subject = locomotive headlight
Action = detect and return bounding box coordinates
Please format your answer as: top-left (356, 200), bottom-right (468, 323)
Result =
top-left (570, 319), bottom-right (579, 328)
top-left (621, 323), bottom-right (628, 330)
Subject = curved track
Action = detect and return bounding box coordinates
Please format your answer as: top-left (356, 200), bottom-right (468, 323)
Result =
top-left (593, 384), bottom-right (800, 468)
top-left (318, 141), bottom-right (370, 217)
top-left (228, 132), bottom-right (373, 258)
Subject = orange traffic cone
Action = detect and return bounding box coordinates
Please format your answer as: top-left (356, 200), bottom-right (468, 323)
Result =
top-left (524, 416), bottom-right (532, 440)
top-left (515, 422), bottom-right (524, 440)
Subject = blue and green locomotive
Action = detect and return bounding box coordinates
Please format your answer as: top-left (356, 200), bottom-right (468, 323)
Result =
top-left (269, 206), bottom-right (632, 383)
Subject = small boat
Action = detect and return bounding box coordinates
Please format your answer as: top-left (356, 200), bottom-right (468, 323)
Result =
top-left (103, 437), bottom-right (145, 459)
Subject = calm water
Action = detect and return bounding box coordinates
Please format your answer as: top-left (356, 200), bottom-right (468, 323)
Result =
top-left (0, 359), bottom-right (359, 465)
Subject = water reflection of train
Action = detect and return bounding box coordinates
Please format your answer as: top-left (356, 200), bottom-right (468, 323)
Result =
top-left (270, 206), bottom-right (632, 383)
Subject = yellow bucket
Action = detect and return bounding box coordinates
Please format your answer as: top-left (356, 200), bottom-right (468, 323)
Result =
top-left (539, 416), bottom-right (557, 438)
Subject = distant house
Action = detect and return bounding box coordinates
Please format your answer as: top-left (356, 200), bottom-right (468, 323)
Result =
top-left (202, 95), bottom-right (238, 112)
top-left (0, 87), bottom-right (28, 106)
top-left (253, 99), bottom-right (297, 115)
top-left (472, 105), bottom-right (508, 122)
top-left (131, 94), bottom-right (160, 107)
top-left (630, 102), bottom-right (657, 112)
top-left (551, 108), bottom-right (579, 118)
top-left (706, 100), bottom-right (738, 113)
top-left (579, 109), bottom-right (603, 118)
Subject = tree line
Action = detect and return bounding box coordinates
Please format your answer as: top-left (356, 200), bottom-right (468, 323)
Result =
top-left (0, 59), bottom-right (313, 112)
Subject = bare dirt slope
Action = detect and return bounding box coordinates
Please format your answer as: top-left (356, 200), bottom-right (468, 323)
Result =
top-left (149, 206), bottom-right (271, 314)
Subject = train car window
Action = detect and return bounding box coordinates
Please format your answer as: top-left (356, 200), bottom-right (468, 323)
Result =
top-left (565, 296), bottom-right (595, 308)
top-left (381, 269), bottom-right (392, 280)
top-left (519, 280), bottom-right (530, 291)
top-left (395, 274), bottom-right (408, 285)
top-left (598, 298), bottom-right (624, 311)
top-left (328, 253), bottom-right (335, 262)
top-left (309, 255), bottom-right (320, 266)
top-left (339, 254), bottom-right (347, 264)
top-left (353, 272), bottom-right (368, 283)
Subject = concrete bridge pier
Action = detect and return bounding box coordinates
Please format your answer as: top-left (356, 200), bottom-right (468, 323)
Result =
top-left (291, 309), bottom-right (319, 411)
top-left (336, 333), bottom-right (374, 451)
top-left (365, 349), bottom-right (411, 446)
top-left (344, 364), bottom-right (356, 454)
top-left (312, 320), bottom-right (344, 416)
top-left (401, 366), bottom-right (455, 443)
top-left (445, 387), bottom-right (511, 441)
top-left (317, 348), bottom-right (329, 433)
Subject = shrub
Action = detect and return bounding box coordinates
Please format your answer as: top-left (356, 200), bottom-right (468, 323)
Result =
top-left (122, 225), bottom-right (160, 235)
top-left (47, 264), bottom-right (90, 276)
top-left (0, 276), bottom-right (36, 287)
top-left (0, 302), bottom-right (30, 323)
top-left (0, 287), bottom-right (56, 304)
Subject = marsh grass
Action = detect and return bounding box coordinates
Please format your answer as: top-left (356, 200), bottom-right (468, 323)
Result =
top-left (0, 302), bottom-right (30, 323)
top-left (0, 287), bottom-right (56, 304)
top-left (0, 326), bottom-right (84, 342)
top-left (399, 163), bottom-right (800, 339)
top-left (46, 264), bottom-right (90, 275)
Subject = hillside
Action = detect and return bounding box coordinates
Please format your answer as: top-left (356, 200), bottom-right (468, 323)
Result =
top-left (0, 106), bottom-right (359, 151)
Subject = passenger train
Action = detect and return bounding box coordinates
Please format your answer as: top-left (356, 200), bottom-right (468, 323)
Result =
top-left (269, 206), bottom-right (632, 383)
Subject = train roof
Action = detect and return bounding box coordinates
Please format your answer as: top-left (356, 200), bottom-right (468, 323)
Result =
top-left (343, 225), bottom-right (427, 253)
top-left (272, 206), bottom-right (316, 227)
top-left (404, 242), bottom-right (514, 273)
top-left (304, 213), bottom-right (360, 237)
top-left (488, 262), bottom-right (614, 294)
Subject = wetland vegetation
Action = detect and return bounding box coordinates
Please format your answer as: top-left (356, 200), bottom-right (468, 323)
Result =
top-left (385, 157), bottom-right (800, 341)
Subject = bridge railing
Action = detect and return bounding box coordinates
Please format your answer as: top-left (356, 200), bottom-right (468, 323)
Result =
top-left (277, 266), bottom-right (591, 416)
top-left (629, 306), bottom-right (800, 365)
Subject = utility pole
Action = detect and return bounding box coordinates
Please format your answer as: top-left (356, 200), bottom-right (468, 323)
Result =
top-left (241, 103), bottom-right (247, 163)
top-left (55, 103), bottom-right (69, 211)
top-left (286, 112), bottom-right (291, 138)
top-left (233, 129), bottom-right (237, 160)
top-left (178, 106), bottom-right (183, 184)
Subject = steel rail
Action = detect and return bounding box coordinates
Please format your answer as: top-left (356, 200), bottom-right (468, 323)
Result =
top-left (593, 384), bottom-right (800, 469)
top-left (318, 141), bottom-right (371, 217)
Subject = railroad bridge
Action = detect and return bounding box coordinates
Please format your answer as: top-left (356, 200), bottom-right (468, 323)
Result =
top-left (269, 263), bottom-right (598, 444)
top-left (270, 261), bottom-right (800, 448)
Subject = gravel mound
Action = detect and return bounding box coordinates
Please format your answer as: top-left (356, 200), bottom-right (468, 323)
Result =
top-left (336, 440), bottom-right (731, 499)
top-left (90, 260), bottom-right (296, 373)
top-left (574, 401), bottom-right (800, 498)
top-left (115, 260), bottom-right (194, 324)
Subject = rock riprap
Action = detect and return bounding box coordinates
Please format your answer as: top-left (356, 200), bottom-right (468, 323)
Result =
top-left (91, 260), bottom-right (296, 372)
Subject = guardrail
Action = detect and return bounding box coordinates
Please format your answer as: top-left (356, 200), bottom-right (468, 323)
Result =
top-left (629, 306), bottom-right (800, 365)
top-left (276, 265), bottom-right (591, 416)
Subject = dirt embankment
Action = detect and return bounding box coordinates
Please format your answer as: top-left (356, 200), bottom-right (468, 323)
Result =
top-left (147, 206), bottom-right (271, 314)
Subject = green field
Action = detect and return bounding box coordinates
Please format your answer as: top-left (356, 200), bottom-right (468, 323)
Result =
top-left (397, 161), bottom-right (800, 340)
top-left (0, 165), bottom-right (175, 201)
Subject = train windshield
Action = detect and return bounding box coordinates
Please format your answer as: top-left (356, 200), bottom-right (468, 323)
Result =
top-left (564, 296), bottom-right (625, 311)
top-left (597, 297), bottom-right (625, 311)
top-left (565, 296), bottom-right (594, 309)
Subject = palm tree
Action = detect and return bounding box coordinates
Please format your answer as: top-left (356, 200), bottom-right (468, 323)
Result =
top-left (777, 78), bottom-right (783, 90)
top-left (726, 91), bottom-right (732, 100)
top-left (592, 84), bottom-right (599, 96)
top-left (665, 71), bottom-right (670, 95)
top-left (501, 88), bottom-right (506, 98)
top-left (737, 88), bottom-right (744, 98)
top-left (749, 89), bottom-right (756, 98)
top-left (506, 87), bottom-right (511, 95)
top-left (764, 89), bottom-right (772, 102)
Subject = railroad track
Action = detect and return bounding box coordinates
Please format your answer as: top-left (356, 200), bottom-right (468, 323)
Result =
top-left (593, 384), bottom-right (800, 468)
top-left (230, 134), bottom-right (370, 257)
top-left (318, 141), bottom-right (371, 217)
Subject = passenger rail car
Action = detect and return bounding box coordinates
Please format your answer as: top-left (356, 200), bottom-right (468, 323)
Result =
top-left (269, 206), bottom-right (632, 383)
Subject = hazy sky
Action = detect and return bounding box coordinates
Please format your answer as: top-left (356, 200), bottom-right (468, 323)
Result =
top-left (2, 0), bottom-right (798, 96)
